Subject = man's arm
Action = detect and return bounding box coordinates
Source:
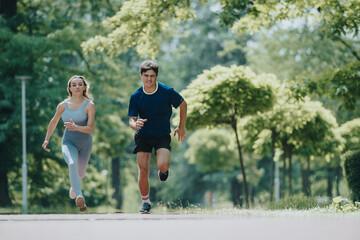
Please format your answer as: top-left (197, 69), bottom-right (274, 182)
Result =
top-left (129, 116), bottom-right (147, 131)
top-left (129, 116), bottom-right (138, 130)
top-left (174, 100), bottom-right (188, 142)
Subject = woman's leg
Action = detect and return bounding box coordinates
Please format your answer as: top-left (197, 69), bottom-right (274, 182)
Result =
top-left (62, 142), bottom-right (82, 196)
top-left (78, 139), bottom-right (92, 180)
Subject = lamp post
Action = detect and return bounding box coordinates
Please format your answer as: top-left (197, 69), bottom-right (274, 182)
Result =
top-left (15, 75), bottom-right (32, 214)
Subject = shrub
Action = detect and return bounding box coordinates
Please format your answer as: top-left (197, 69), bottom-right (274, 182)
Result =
top-left (344, 151), bottom-right (360, 202)
top-left (267, 193), bottom-right (326, 210)
top-left (330, 196), bottom-right (360, 212)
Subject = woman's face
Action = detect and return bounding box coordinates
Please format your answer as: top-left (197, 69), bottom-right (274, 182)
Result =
top-left (69, 78), bottom-right (86, 97)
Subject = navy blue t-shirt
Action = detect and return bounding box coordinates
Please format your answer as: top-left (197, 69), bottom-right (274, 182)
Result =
top-left (128, 82), bottom-right (184, 137)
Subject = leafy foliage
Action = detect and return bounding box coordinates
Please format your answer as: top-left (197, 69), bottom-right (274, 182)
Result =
top-left (336, 119), bottom-right (360, 154)
top-left (1, 0), bottom-right (357, 210)
top-left (218, 0), bottom-right (360, 111)
top-left (0, 0), bottom-right (135, 208)
top-left (82, 0), bottom-right (196, 59)
top-left (343, 151), bottom-right (360, 202)
top-left (158, 3), bottom-right (248, 89)
top-left (245, 28), bottom-right (357, 82)
top-left (222, 0), bottom-right (360, 37)
top-left (292, 100), bottom-right (339, 159)
top-left (331, 196), bottom-right (360, 212)
top-left (179, 64), bottom-right (276, 208)
top-left (180, 65), bottom-right (275, 130)
top-left (268, 193), bottom-right (325, 210)
top-left (306, 62), bottom-right (360, 110)
top-left (185, 128), bottom-right (237, 172)
top-left (242, 86), bottom-right (299, 152)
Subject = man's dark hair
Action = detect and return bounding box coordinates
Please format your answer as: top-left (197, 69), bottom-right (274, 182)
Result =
top-left (140, 60), bottom-right (159, 76)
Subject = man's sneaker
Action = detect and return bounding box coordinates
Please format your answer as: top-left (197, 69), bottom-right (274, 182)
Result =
top-left (69, 187), bottom-right (76, 199)
top-left (139, 203), bottom-right (151, 214)
top-left (75, 195), bottom-right (87, 212)
top-left (158, 170), bottom-right (169, 182)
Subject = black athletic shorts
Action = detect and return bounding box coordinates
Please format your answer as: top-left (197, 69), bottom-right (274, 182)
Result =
top-left (133, 131), bottom-right (171, 154)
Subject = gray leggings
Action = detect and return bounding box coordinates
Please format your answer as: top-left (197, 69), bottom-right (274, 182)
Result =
top-left (62, 132), bottom-right (92, 196)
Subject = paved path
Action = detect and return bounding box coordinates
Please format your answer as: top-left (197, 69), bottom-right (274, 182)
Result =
top-left (1, 213), bottom-right (360, 240)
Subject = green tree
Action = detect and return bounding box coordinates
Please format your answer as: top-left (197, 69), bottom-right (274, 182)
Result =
top-left (307, 62), bottom-right (360, 110)
top-left (219, 0), bottom-right (360, 110)
top-left (158, 2), bottom-right (248, 89)
top-left (185, 128), bottom-right (264, 207)
top-left (245, 97), bottom-right (340, 198)
top-left (82, 0), bottom-right (196, 59)
top-left (243, 94), bottom-right (301, 199)
top-left (292, 100), bottom-right (339, 196)
top-left (222, 0), bottom-right (360, 37)
top-left (0, 0), bottom-right (134, 208)
top-left (185, 128), bottom-right (237, 173)
top-left (92, 114), bottom-right (132, 209)
top-left (180, 65), bottom-right (275, 208)
top-left (336, 118), bottom-right (360, 154)
top-left (244, 28), bottom-right (357, 82)
top-left (343, 151), bottom-right (360, 202)
top-left (185, 128), bottom-right (237, 205)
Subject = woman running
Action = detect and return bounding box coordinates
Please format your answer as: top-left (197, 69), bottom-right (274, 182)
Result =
top-left (42, 75), bottom-right (95, 211)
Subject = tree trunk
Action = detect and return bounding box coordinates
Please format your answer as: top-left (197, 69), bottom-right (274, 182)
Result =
top-left (301, 165), bottom-right (306, 196)
top-left (281, 139), bottom-right (291, 198)
top-left (307, 157), bottom-right (311, 196)
top-left (250, 185), bottom-right (255, 205)
top-left (288, 147), bottom-right (293, 195)
top-left (327, 167), bottom-right (334, 199)
top-left (111, 157), bottom-right (122, 209)
top-left (0, 142), bottom-right (11, 206)
top-left (336, 166), bottom-right (342, 196)
top-left (301, 157), bottom-right (311, 196)
top-left (281, 150), bottom-right (286, 198)
top-left (231, 176), bottom-right (243, 207)
top-left (231, 121), bottom-right (249, 208)
top-left (0, 168), bottom-right (11, 206)
top-left (269, 130), bottom-right (276, 202)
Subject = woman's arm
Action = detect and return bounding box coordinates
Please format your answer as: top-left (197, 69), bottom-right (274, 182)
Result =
top-left (42, 102), bottom-right (65, 152)
top-left (64, 101), bottom-right (96, 134)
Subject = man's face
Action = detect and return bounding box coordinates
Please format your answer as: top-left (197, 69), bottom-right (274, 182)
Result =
top-left (140, 69), bottom-right (157, 89)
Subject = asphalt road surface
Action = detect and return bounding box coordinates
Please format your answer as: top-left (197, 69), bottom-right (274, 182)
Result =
top-left (1, 213), bottom-right (360, 240)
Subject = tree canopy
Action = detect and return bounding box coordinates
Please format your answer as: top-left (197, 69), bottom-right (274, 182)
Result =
top-left (82, 0), bottom-right (196, 59)
top-left (180, 65), bottom-right (275, 129)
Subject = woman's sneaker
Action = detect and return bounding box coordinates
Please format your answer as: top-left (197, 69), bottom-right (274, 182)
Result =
top-left (139, 203), bottom-right (151, 214)
top-left (69, 187), bottom-right (76, 199)
top-left (76, 195), bottom-right (87, 212)
top-left (158, 170), bottom-right (169, 181)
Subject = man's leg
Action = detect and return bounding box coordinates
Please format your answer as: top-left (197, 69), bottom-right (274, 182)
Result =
top-left (137, 152), bottom-right (152, 197)
top-left (156, 148), bottom-right (170, 172)
top-left (137, 152), bottom-right (152, 213)
top-left (156, 148), bottom-right (170, 181)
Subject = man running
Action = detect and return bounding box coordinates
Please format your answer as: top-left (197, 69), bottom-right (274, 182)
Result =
top-left (128, 60), bottom-right (188, 214)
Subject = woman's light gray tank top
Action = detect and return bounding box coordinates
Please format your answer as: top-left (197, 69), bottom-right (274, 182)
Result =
top-left (62, 99), bottom-right (90, 137)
